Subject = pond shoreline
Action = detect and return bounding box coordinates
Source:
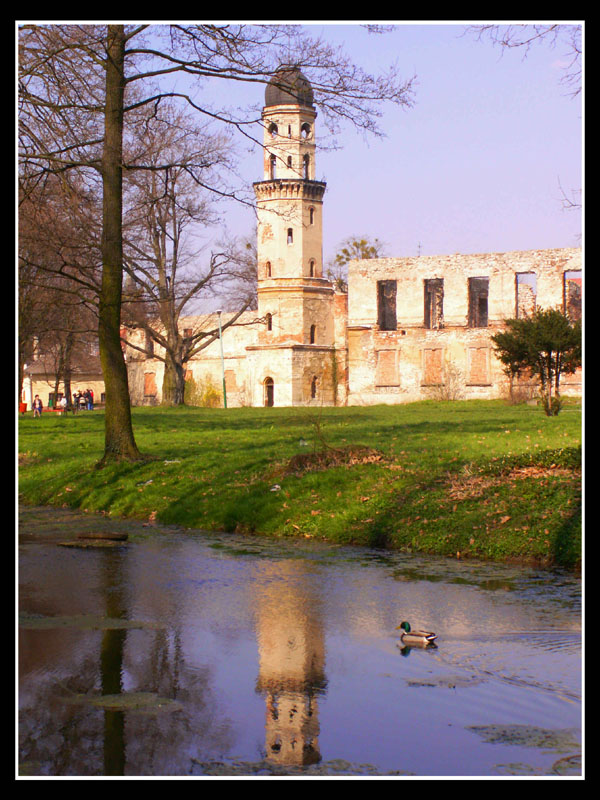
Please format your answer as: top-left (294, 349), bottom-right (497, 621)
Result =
top-left (18, 501), bottom-right (581, 573)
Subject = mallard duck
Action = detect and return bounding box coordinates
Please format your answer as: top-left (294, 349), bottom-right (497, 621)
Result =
top-left (396, 621), bottom-right (437, 645)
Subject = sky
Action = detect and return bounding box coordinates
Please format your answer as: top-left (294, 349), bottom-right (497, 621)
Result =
top-left (210, 22), bottom-right (582, 266)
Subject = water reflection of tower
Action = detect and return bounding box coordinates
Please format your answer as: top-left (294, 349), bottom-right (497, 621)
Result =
top-left (254, 561), bottom-right (327, 767)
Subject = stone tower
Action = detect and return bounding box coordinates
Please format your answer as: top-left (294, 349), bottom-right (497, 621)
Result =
top-left (250, 66), bottom-right (341, 407)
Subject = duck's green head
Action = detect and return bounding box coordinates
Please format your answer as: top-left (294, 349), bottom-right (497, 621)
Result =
top-left (397, 621), bottom-right (411, 633)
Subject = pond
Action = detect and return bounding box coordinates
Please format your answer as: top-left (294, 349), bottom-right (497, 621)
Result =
top-left (18, 506), bottom-right (582, 778)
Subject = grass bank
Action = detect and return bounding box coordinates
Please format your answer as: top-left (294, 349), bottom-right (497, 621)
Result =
top-left (18, 400), bottom-right (582, 569)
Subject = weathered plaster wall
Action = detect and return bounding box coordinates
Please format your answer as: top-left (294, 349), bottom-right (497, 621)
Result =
top-left (346, 248), bottom-right (582, 405)
top-left (126, 311), bottom-right (262, 407)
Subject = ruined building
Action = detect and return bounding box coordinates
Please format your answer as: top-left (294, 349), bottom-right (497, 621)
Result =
top-left (126, 67), bottom-right (582, 408)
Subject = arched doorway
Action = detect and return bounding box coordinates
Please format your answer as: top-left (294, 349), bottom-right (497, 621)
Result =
top-left (263, 377), bottom-right (274, 407)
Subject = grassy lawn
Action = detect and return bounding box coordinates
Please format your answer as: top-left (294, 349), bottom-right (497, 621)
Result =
top-left (18, 399), bottom-right (582, 568)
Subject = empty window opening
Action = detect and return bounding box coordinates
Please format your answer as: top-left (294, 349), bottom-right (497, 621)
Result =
top-left (301, 122), bottom-right (311, 139)
top-left (377, 280), bottom-right (397, 331)
top-left (264, 377), bottom-right (274, 407)
top-left (424, 278), bottom-right (444, 329)
top-left (287, 228), bottom-right (293, 244)
top-left (288, 124), bottom-right (292, 137)
top-left (303, 154), bottom-right (310, 179)
top-left (309, 259), bottom-right (315, 277)
top-left (287, 155), bottom-right (293, 169)
top-left (468, 277), bottom-right (489, 328)
top-left (311, 376), bottom-right (318, 399)
top-left (564, 270), bottom-right (582, 321)
top-left (309, 324), bottom-right (316, 344)
top-left (516, 273), bottom-right (537, 318)
top-left (266, 313), bottom-right (272, 331)
top-left (266, 261), bottom-right (272, 278)
top-left (309, 207), bottom-right (315, 225)
top-left (268, 123), bottom-right (278, 138)
top-left (269, 154), bottom-right (276, 179)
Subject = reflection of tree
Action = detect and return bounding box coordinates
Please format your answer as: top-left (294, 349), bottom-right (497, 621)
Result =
top-left (18, 544), bottom-right (234, 775)
top-left (100, 552), bottom-right (127, 775)
top-left (254, 562), bottom-right (327, 768)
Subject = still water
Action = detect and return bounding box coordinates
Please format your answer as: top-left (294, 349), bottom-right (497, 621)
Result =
top-left (18, 506), bottom-right (582, 778)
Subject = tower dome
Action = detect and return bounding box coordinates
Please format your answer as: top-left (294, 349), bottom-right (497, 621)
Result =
top-left (265, 66), bottom-right (314, 108)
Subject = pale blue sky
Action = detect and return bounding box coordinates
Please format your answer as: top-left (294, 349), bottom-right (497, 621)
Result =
top-left (212, 22), bottom-right (582, 265)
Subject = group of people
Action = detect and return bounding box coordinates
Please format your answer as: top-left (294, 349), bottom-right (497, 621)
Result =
top-left (31, 388), bottom-right (95, 417)
top-left (72, 388), bottom-right (94, 412)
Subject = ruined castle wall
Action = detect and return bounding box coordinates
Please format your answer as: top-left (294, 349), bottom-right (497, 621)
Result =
top-left (346, 248), bottom-right (582, 405)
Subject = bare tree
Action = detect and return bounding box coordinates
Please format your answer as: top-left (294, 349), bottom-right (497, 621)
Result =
top-left (18, 174), bottom-right (101, 406)
top-left (19, 23), bottom-right (415, 462)
top-left (120, 104), bottom-right (261, 405)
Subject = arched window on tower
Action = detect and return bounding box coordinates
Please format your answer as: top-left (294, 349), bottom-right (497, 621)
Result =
top-left (303, 154), bottom-right (310, 179)
top-left (287, 228), bottom-right (293, 245)
top-left (266, 313), bottom-right (272, 331)
top-left (310, 376), bottom-right (318, 399)
top-left (268, 123), bottom-right (278, 138)
top-left (270, 154), bottom-right (276, 179)
top-left (309, 260), bottom-right (315, 277)
top-left (287, 156), bottom-right (292, 170)
top-left (301, 123), bottom-right (311, 139)
top-left (310, 324), bottom-right (316, 344)
top-left (309, 207), bottom-right (315, 225)
top-left (266, 261), bottom-right (272, 278)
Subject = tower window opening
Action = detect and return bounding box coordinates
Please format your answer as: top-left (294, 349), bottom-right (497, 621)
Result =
top-left (287, 156), bottom-right (292, 169)
top-left (309, 259), bottom-right (315, 277)
top-left (301, 123), bottom-right (311, 139)
top-left (311, 376), bottom-right (318, 399)
top-left (309, 207), bottom-right (314, 225)
top-left (266, 261), bottom-right (272, 278)
top-left (270, 154), bottom-right (276, 179)
top-left (266, 313), bottom-right (272, 331)
top-left (287, 228), bottom-right (293, 244)
top-left (310, 324), bottom-right (316, 344)
top-left (288, 125), bottom-right (292, 137)
top-left (303, 154), bottom-right (310, 179)
top-left (268, 123), bottom-right (278, 138)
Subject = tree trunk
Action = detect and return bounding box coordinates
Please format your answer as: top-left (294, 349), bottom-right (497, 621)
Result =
top-left (98, 25), bottom-right (142, 463)
top-left (62, 332), bottom-right (73, 407)
top-left (161, 355), bottom-right (186, 406)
